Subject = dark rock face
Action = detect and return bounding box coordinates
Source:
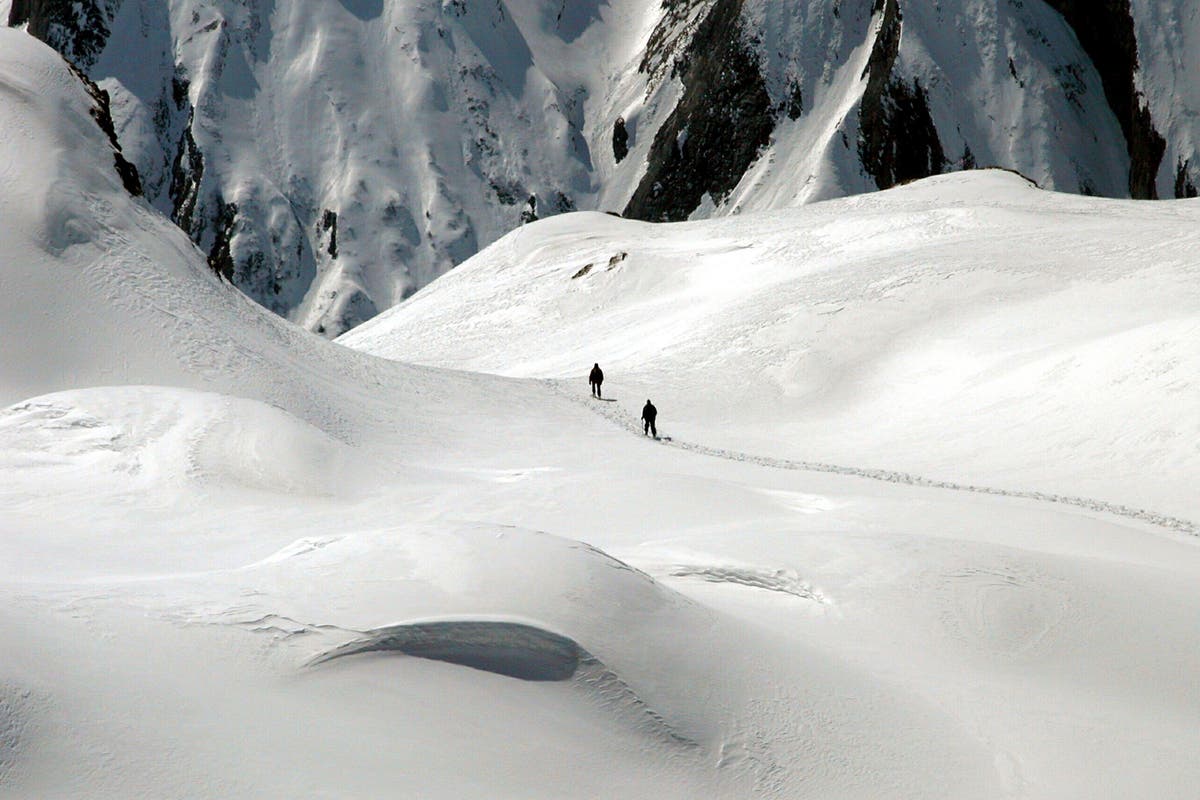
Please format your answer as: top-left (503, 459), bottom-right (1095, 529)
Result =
top-left (613, 116), bottom-right (629, 163)
top-left (1175, 159), bottom-right (1198, 199)
top-left (520, 195), bottom-right (539, 224)
top-left (625, 0), bottom-right (773, 222)
top-left (320, 210), bottom-right (339, 259)
top-left (961, 144), bottom-right (977, 171)
top-left (781, 79), bottom-right (804, 121)
top-left (553, 191), bottom-right (575, 213)
top-left (208, 197), bottom-right (237, 282)
top-left (639, 0), bottom-right (711, 85)
top-left (63, 60), bottom-right (144, 197)
top-left (859, 76), bottom-right (946, 189)
top-left (9, 0), bottom-right (115, 70)
top-left (857, 0), bottom-right (946, 190)
top-left (168, 111), bottom-right (204, 238)
top-left (1040, 0), bottom-right (1165, 198)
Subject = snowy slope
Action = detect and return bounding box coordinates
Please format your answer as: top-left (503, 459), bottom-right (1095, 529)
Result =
top-left (342, 169), bottom-right (1200, 520)
top-left (3, 28), bottom-right (1200, 800)
top-left (12, 0), bottom-right (1200, 335)
top-left (0, 26), bottom-right (525, 446)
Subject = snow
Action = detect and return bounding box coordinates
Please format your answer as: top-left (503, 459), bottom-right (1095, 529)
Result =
top-left (343, 170), bottom-right (1200, 521)
top-left (72, 0), bottom-right (667, 334)
top-left (52, 0), bottom-right (1200, 335)
top-left (3, 28), bottom-right (1200, 799)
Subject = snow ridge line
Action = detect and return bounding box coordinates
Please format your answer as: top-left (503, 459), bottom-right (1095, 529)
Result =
top-left (549, 381), bottom-right (1198, 537)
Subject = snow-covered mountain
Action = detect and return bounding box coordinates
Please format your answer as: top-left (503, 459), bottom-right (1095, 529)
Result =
top-left (8, 0), bottom-right (1200, 335)
top-left (3, 27), bottom-right (1199, 798)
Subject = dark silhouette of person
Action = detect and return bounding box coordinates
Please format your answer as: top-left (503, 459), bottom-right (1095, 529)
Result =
top-left (589, 363), bottom-right (604, 398)
top-left (642, 399), bottom-right (657, 437)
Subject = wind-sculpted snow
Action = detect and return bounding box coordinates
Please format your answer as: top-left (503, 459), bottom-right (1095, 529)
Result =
top-left (311, 619), bottom-right (701, 744)
top-left (311, 619), bottom-right (586, 681)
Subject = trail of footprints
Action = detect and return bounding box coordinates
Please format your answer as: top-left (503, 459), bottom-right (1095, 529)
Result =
top-left (551, 380), bottom-right (1198, 537)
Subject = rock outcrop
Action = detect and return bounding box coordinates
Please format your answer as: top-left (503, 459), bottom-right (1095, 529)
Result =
top-left (624, 0), bottom-right (773, 222)
top-left (856, 0), bottom-right (946, 190)
top-left (1040, 0), bottom-right (1165, 199)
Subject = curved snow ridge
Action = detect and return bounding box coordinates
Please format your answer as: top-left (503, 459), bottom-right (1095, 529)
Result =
top-left (310, 619), bottom-right (584, 681)
top-left (309, 619), bottom-right (698, 748)
top-left (554, 381), bottom-right (1199, 537)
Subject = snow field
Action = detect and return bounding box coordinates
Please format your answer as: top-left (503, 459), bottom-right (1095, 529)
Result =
top-left (2, 29), bottom-right (1199, 799)
top-left (343, 170), bottom-right (1200, 520)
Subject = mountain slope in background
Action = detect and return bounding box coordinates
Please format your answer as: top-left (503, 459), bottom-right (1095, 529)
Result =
top-left (8, 0), bottom-right (1200, 336)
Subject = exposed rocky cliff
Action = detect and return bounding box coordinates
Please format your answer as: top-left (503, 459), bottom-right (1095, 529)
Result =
top-left (624, 0), bottom-right (773, 221)
top-left (11, 1), bottom-right (144, 197)
top-left (9, 0), bottom-right (116, 69)
top-left (1040, 0), bottom-right (1165, 199)
top-left (64, 59), bottom-right (144, 198)
top-left (856, 0), bottom-right (945, 190)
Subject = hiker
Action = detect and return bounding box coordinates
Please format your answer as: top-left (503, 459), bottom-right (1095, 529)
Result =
top-left (589, 363), bottom-right (604, 398)
top-left (642, 399), bottom-right (657, 437)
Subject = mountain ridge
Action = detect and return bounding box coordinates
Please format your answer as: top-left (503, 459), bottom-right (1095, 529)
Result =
top-left (9, 0), bottom-right (1198, 335)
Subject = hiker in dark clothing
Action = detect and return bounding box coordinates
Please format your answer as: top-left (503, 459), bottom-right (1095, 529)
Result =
top-left (589, 363), bottom-right (604, 398)
top-left (642, 399), bottom-right (657, 437)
